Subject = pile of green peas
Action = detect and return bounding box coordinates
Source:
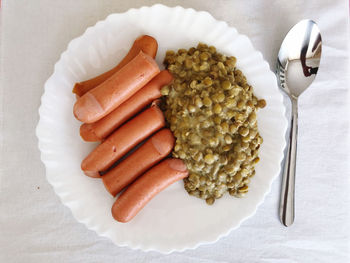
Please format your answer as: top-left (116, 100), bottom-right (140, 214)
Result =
top-left (161, 43), bottom-right (266, 205)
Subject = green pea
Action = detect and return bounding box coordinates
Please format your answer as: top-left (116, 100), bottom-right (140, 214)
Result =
top-left (229, 189), bottom-right (236, 196)
top-left (243, 178), bottom-right (250, 185)
top-left (193, 64), bottom-right (200, 72)
top-left (225, 57), bottom-right (236, 68)
top-left (240, 168), bottom-right (249, 177)
top-left (161, 85), bottom-right (170, 95)
top-left (203, 76), bottom-right (213, 86)
top-left (219, 155), bottom-right (228, 165)
top-left (238, 185), bottom-right (249, 193)
top-left (249, 130), bottom-right (258, 139)
top-left (217, 62), bottom-right (225, 70)
top-left (203, 97), bottom-right (212, 107)
top-left (237, 100), bottom-right (245, 109)
top-left (205, 109), bottom-right (213, 116)
top-left (241, 142), bottom-right (249, 150)
top-left (217, 93), bottom-right (225, 102)
top-left (257, 99), bottom-right (266, 108)
top-left (213, 103), bottom-right (222, 114)
top-left (224, 135), bottom-right (233, 144)
top-left (220, 122), bottom-right (229, 133)
top-left (162, 45), bottom-right (265, 204)
top-left (233, 173), bottom-right (242, 184)
top-left (190, 80), bottom-right (197, 89)
top-left (200, 52), bottom-right (209, 61)
top-left (197, 42), bottom-right (208, 50)
top-left (188, 47), bottom-right (196, 55)
top-left (221, 80), bottom-right (232, 90)
top-left (193, 134), bottom-right (202, 145)
top-left (237, 152), bottom-right (246, 161)
top-left (198, 185), bottom-right (206, 192)
top-left (206, 197), bottom-right (215, 205)
top-left (239, 127), bottom-right (249, 136)
top-left (204, 154), bottom-right (215, 164)
top-left (178, 151), bottom-right (186, 159)
top-left (201, 120), bottom-right (211, 128)
top-left (225, 98), bottom-right (236, 108)
top-left (189, 190), bottom-right (200, 197)
top-left (193, 152), bottom-right (203, 162)
top-left (188, 104), bottom-right (196, 113)
top-left (174, 144), bottom-right (181, 152)
top-left (229, 124), bottom-right (238, 133)
top-left (242, 136), bottom-right (251, 142)
top-left (185, 59), bottom-right (193, 69)
top-left (253, 157), bottom-right (260, 164)
top-left (248, 112), bottom-right (257, 124)
top-left (223, 145), bottom-right (231, 152)
top-left (199, 62), bottom-right (210, 71)
top-left (166, 50), bottom-right (175, 56)
top-left (209, 46), bottom-right (216, 54)
top-left (214, 116), bottom-right (222, 125)
top-left (209, 138), bottom-right (219, 147)
top-left (195, 97), bottom-right (203, 108)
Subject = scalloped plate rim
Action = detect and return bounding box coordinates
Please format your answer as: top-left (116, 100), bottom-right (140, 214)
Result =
top-left (36, 4), bottom-right (288, 254)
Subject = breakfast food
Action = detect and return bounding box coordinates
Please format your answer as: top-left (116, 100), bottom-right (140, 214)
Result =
top-left (111, 158), bottom-right (188, 223)
top-left (162, 43), bottom-right (266, 205)
top-left (102, 129), bottom-right (175, 196)
top-left (74, 51), bottom-right (160, 123)
top-left (74, 35), bottom-right (192, 222)
top-left (73, 34), bottom-right (266, 222)
top-left (81, 103), bottom-right (165, 177)
top-left (80, 70), bottom-right (173, 141)
top-left (73, 35), bottom-right (158, 97)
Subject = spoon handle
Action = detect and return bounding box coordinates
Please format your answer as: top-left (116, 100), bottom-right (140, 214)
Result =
top-left (279, 97), bottom-right (298, 226)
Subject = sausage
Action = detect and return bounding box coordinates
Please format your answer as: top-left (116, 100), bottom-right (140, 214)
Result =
top-left (73, 35), bottom-right (158, 97)
top-left (111, 158), bottom-right (188, 223)
top-left (81, 104), bottom-right (165, 177)
top-left (74, 51), bottom-right (160, 123)
top-left (102, 129), bottom-right (175, 196)
top-left (80, 70), bottom-right (173, 141)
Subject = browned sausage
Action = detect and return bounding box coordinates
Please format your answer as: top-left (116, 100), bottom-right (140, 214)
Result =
top-left (73, 51), bottom-right (160, 123)
top-left (102, 129), bottom-right (175, 196)
top-left (80, 70), bottom-right (173, 141)
top-left (81, 104), bottom-right (165, 177)
top-left (111, 158), bottom-right (188, 223)
top-left (73, 35), bottom-right (158, 97)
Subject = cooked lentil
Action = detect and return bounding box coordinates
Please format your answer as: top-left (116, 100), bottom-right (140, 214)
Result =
top-left (162, 43), bottom-right (266, 204)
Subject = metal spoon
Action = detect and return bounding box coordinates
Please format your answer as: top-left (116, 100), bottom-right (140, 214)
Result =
top-left (276, 20), bottom-right (322, 226)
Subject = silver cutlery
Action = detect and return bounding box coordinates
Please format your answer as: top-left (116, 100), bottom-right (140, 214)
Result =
top-left (276, 19), bottom-right (322, 226)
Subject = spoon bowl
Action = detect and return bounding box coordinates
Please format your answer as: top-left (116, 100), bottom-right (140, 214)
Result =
top-left (276, 20), bottom-right (322, 226)
top-left (277, 20), bottom-right (322, 98)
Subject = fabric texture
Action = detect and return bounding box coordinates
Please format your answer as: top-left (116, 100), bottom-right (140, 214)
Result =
top-left (0, 0), bottom-right (349, 262)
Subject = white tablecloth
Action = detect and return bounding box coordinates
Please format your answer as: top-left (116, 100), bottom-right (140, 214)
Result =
top-left (1, 0), bottom-right (349, 262)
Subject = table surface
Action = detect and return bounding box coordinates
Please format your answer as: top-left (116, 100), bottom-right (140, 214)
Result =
top-left (1, 0), bottom-right (349, 262)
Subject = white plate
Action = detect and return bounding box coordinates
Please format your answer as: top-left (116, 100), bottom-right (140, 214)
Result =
top-left (36, 4), bottom-right (287, 253)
